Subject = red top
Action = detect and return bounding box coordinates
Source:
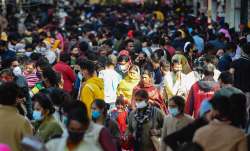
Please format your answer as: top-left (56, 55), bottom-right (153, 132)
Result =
top-left (53, 61), bottom-right (76, 93)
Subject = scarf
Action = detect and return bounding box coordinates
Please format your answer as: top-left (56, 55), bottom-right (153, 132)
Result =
top-left (134, 105), bottom-right (153, 148)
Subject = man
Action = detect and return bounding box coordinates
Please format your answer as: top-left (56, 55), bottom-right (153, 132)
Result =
top-left (98, 56), bottom-right (122, 108)
top-left (185, 63), bottom-right (220, 118)
top-left (0, 82), bottom-right (33, 151)
top-left (79, 60), bottom-right (104, 117)
top-left (218, 42), bottom-right (236, 72)
top-left (0, 40), bottom-right (16, 68)
top-left (53, 53), bottom-right (76, 93)
top-left (163, 59), bottom-right (189, 99)
top-left (0, 68), bottom-right (32, 119)
top-left (230, 40), bottom-right (250, 111)
top-left (215, 71), bottom-right (243, 98)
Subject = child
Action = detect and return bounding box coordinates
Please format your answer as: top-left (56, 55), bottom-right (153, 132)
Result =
top-left (110, 96), bottom-right (128, 135)
top-left (23, 61), bottom-right (40, 88)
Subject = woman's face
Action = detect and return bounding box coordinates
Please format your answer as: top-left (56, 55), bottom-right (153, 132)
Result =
top-left (142, 74), bottom-right (151, 84)
top-left (68, 120), bottom-right (85, 132)
top-left (128, 69), bottom-right (138, 79)
top-left (34, 101), bottom-right (46, 117)
top-left (168, 100), bottom-right (178, 109)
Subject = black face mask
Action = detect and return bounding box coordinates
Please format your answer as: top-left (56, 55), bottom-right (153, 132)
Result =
top-left (68, 130), bottom-right (85, 143)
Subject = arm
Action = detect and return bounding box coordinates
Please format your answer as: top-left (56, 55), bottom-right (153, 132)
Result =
top-left (99, 128), bottom-right (117, 151)
top-left (160, 117), bottom-right (167, 151)
top-left (66, 67), bottom-right (76, 83)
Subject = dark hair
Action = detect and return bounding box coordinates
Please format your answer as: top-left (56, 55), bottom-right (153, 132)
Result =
top-left (79, 41), bottom-right (89, 52)
top-left (33, 92), bottom-right (55, 115)
top-left (49, 88), bottom-right (71, 107)
top-left (67, 101), bottom-right (90, 126)
top-left (42, 67), bottom-right (60, 87)
top-left (116, 96), bottom-right (125, 106)
top-left (210, 96), bottom-right (231, 121)
top-left (36, 58), bottom-right (50, 69)
top-left (242, 42), bottom-right (250, 55)
top-left (93, 99), bottom-right (108, 117)
top-left (79, 60), bottom-right (96, 75)
top-left (169, 96), bottom-right (185, 113)
top-left (0, 68), bottom-right (14, 78)
top-left (59, 53), bottom-right (70, 63)
top-left (0, 40), bottom-right (7, 47)
top-left (125, 39), bottom-right (134, 46)
top-left (218, 71), bottom-right (233, 84)
top-left (0, 82), bottom-right (20, 105)
top-left (134, 89), bottom-right (149, 101)
top-left (229, 93), bottom-right (247, 128)
top-left (151, 51), bottom-right (162, 64)
top-left (141, 69), bottom-right (153, 78)
top-left (203, 63), bottom-right (214, 76)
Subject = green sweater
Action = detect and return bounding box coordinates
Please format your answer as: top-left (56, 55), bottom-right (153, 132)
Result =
top-left (34, 115), bottom-right (63, 142)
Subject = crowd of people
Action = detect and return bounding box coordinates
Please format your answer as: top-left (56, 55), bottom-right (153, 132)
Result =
top-left (0, 1), bottom-right (250, 151)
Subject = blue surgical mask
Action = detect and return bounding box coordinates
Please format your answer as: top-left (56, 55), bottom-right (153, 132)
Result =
top-left (169, 108), bottom-right (180, 117)
top-left (92, 111), bottom-right (101, 120)
top-left (33, 110), bottom-right (43, 121)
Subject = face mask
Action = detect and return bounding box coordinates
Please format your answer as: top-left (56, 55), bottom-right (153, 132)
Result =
top-left (136, 101), bottom-right (147, 109)
top-left (169, 108), bottom-right (180, 117)
top-left (13, 66), bottom-right (22, 76)
top-left (33, 110), bottom-right (43, 121)
top-left (68, 130), bottom-right (84, 143)
top-left (119, 64), bottom-right (127, 71)
top-left (25, 52), bottom-right (33, 57)
top-left (92, 111), bottom-right (101, 120)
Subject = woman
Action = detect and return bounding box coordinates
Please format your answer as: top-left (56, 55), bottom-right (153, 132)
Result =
top-left (193, 95), bottom-right (248, 151)
top-left (32, 92), bottom-right (63, 142)
top-left (46, 101), bottom-right (117, 151)
top-left (91, 99), bottom-right (121, 150)
top-left (160, 96), bottom-right (194, 151)
top-left (126, 89), bottom-right (165, 151)
top-left (132, 69), bottom-right (167, 113)
top-left (117, 65), bottom-right (140, 106)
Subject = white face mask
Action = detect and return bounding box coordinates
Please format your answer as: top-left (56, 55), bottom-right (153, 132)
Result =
top-left (13, 66), bottom-right (22, 76)
top-left (136, 101), bottom-right (147, 109)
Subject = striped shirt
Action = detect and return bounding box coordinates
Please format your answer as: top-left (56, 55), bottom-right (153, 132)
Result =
top-left (23, 71), bottom-right (40, 88)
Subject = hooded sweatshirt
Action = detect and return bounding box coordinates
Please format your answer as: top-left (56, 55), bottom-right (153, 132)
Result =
top-left (185, 77), bottom-right (220, 118)
top-left (80, 76), bottom-right (104, 117)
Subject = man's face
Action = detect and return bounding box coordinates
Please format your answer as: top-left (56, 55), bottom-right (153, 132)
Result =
top-left (11, 61), bottom-right (19, 69)
top-left (126, 42), bottom-right (135, 52)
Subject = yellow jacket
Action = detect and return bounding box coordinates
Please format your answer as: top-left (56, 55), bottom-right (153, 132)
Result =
top-left (117, 75), bottom-right (140, 104)
top-left (80, 77), bottom-right (104, 117)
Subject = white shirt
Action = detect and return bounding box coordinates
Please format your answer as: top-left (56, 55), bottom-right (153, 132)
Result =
top-left (98, 69), bottom-right (122, 104)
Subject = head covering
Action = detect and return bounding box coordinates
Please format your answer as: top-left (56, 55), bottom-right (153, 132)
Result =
top-left (119, 50), bottom-right (130, 57)
top-left (199, 100), bottom-right (212, 117)
top-left (0, 144), bottom-right (11, 151)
